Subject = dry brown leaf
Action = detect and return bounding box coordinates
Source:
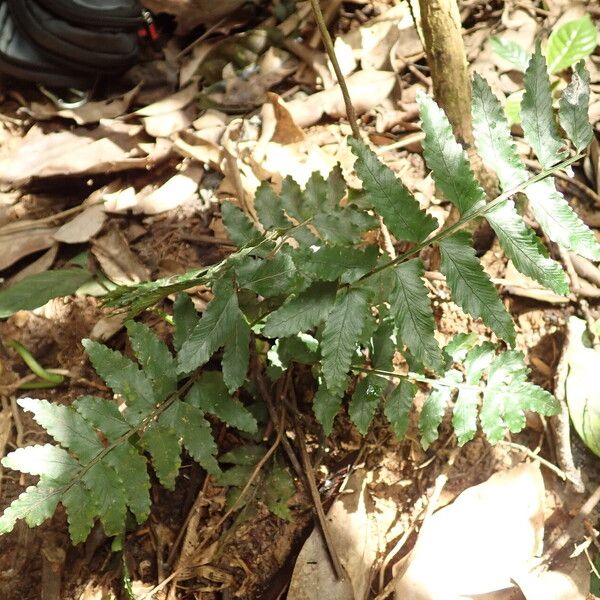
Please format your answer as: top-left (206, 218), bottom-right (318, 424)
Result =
top-left (0, 225), bottom-right (57, 270)
top-left (103, 187), bottom-right (138, 214)
top-left (53, 204), bottom-right (106, 244)
top-left (143, 104), bottom-right (197, 138)
top-left (395, 463), bottom-right (546, 599)
top-left (0, 125), bottom-right (172, 187)
top-left (27, 85), bottom-right (141, 125)
top-left (6, 244), bottom-right (58, 285)
top-left (136, 163), bottom-right (203, 214)
top-left (174, 133), bottom-right (222, 170)
top-left (267, 92), bottom-right (305, 144)
top-left (288, 469), bottom-right (394, 600)
top-left (500, 262), bottom-right (571, 304)
top-left (285, 70), bottom-right (396, 128)
top-left (89, 315), bottom-right (125, 342)
top-left (91, 227), bottom-right (150, 285)
top-left (133, 82), bottom-right (198, 117)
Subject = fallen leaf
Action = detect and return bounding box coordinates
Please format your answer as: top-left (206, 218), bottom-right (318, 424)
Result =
top-left (26, 85), bottom-right (141, 125)
top-left (267, 92), bottom-right (305, 144)
top-left (103, 187), bottom-right (138, 214)
top-left (136, 163), bottom-right (203, 214)
top-left (53, 204), bottom-right (106, 244)
top-left (0, 224), bottom-right (57, 270)
top-left (174, 132), bottom-right (222, 170)
top-left (133, 82), bottom-right (199, 117)
top-left (395, 463), bottom-right (545, 599)
top-left (91, 227), bottom-right (150, 285)
top-left (89, 315), bottom-right (125, 342)
top-left (7, 244), bottom-right (58, 285)
top-left (0, 125), bottom-right (173, 187)
top-left (285, 70), bottom-right (396, 128)
top-left (289, 469), bottom-right (394, 600)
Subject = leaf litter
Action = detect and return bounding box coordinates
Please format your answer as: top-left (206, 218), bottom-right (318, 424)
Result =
top-left (0, 1), bottom-right (600, 599)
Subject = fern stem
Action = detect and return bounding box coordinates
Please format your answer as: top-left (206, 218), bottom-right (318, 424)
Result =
top-left (308, 0), bottom-right (360, 138)
top-left (359, 153), bottom-right (584, 283)
top-left (352, 365), bottom-right (480, 391)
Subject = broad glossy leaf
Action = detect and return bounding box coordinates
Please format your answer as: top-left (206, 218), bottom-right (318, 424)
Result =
top-left (322, 288), bottom-right (370, 394)
top-left (18, 398), bottom-right (104, 464)
top-left (140, 424), bottom-right (181, 490)
top-left (313, 384), bottom-right (343, 435)
top-left (391, 259), bottom-right (444, 372)
top-left (547, 16), bottom-right (598, 74)
top-left (126, 320), bottom-right (177, 402)
top-left (82, 339), bottom-right (155, 425)
top-left (262, 281), bottom-right (337, 338)
top-left (186, 372), bottom-right (257, 433)
top-left (0, 269), bottom-right (93, 318)
top-left (177, 278), bottom-right (241, 374)
top-left (419, 92), bottom-right (486, 215)
top-left (349, 138), bottom-right (437, 242)
top-left (384, 380), bottom-right (417, 439)
top-left (559, 60), bottom-right (594, 152)
top-left (439, 232), bottom-right (516, 344)
top-left (521, 44), bottom-right (567, 168)
top-left (349, 374), bottom-right (386, 434)
top-left (489, 36), bottom-right (530, 71)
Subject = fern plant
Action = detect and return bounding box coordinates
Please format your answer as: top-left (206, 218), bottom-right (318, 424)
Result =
top-left (1, 47), bottom-right (598, 544)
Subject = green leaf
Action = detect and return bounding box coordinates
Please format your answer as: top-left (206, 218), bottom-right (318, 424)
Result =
top-left (391, 259), bottom-right (444, 372)
top-left (82, 461), bottom-right (127, 537)
top-left (313, 383), bottom-right (343, 434)
top-left (349, 137), bottom-right (437, 242)
top-left (222, 311), bottom-right (250, 393)
top-left (296, 245), bottom-right (378, 284)
top-left (0, 481), bottom-right (61, 533)
top-left (504, 89), bottom-right (524, 125)
top-left (263, 460), bottom-right (295, 520)
top-left (82, 339), bottom-right (155, 425)
top-left (62, 481), bottom-right (96, 544)
top-left (547, 15), bottom-right (598, 74)
top-left (18, 398), bottom-right (104, 464)
top-left (439, 232), bottom-right (516, 344)
top-left (349, 374), bottom-right (386, 434)
top-left (443, 333), bottom-right (480, 362)
top-left (177, 278), bottom-right (241, 375)
top-left (262, 281), bottom-right (337, 338)
top-left (525, 178), bottom-right (600, 260)
top-left (2, 444), bottom-right (79, 482)
top-left (221, 201), bottom-right (262, 248)
top-left (371, 319), bottom-right (396, 371)
top-left (160, 400), bottom-right (220, 475)
top-left (322, 288), bottom-right (370, 394)
top-left (384, 380), bottom-right (417, 439)
top-left (0, 269), bottom-right (93, 318)
top-left (140, 424), bottom-right (181, 490)
top-left (220, 445), bottom-right (266, 465)
top-left (418, 92), bottom-right (486, 215)
top-left (559, 60), bottom-right (594, 152)
top-left (486, 201), bottom-right (569, 295)
top-left (255, 182), bottom-right (291, 231)
top-left (235, 253), bottom-right (301, 298)
top-left (126, 321), bottom-right (177, 402)
top-left (419, 371), bottom-right (461, 449)
top-left (105, 444), bottom-right (151, 524)
top-left (186, 372), bottom-right (257, 433)
top-left (73, 396), bottom-right (130, 443)
top-left (521, 44), bottom-right (567, 168)
top-left (173, 294), bottom-right (200, 352)
top-left (489, 36), bottom-right (530, 72)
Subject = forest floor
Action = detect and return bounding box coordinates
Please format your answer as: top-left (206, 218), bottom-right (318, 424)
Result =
top-left (0, 0), bottom-right (600, 598)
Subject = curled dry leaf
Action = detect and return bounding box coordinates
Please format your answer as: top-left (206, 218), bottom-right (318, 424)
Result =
top-left (6, 244), bottom-right (58, 285)
top-left (26, 85), bottom-right (141, 125)
top-left (288, 469), bottom-right (394, 600)
top-left (91, 227), bottom-right (150, 285)
top-left (0, 224), bottom-right (57, 270)
top-left (395, 463), bottom-right (545, 599)
top-left (285, 70), bottom-right (396, 128)
top-left (53, 204), bottom-right (107, 244)
top-left (0, 124), bottom-right (173, 187)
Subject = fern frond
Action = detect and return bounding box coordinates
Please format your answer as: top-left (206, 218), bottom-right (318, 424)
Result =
top-left (559, 61), bottom-right (594, 152)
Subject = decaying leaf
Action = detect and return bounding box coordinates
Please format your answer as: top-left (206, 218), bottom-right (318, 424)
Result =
top-left (289, 469), bottom-right (394, 600)
top-left (0, 224), bottom-right (57, 270)
top-left (53, 204), bottom-right (107, 244)
top-left (395, 463), bottom-right (545, 599)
